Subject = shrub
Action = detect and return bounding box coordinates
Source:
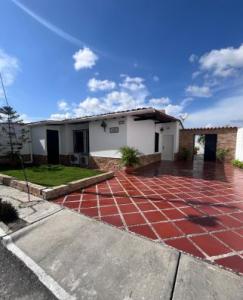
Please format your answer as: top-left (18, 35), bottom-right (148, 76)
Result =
top-left (119, 146), bottom-right (140, 167)
top-left (0, 199), bottom-right (19, 223)
top-left (216, 148), bottom-right (229, 162)
top-left (232, 159), bottom-right (243, 169)
top-left (179, 147), bottom-right (191, 160)
top-left (194, 146), bottom-right (199, 155)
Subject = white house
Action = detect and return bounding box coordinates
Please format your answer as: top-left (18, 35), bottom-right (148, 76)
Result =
top-left (28, 108), bottom-right (182, 170)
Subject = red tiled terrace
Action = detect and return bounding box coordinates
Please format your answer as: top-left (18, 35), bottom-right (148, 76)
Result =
top-left (54, 160), bottom-right (243, 275)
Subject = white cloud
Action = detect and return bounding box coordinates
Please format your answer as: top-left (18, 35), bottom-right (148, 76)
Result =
top-left (189, 54), bottom-right (198, 63)
top-left (88, 78), bottom-right (116, 92)
top-left (186, 85), bottom-right (212, 98)
top-left (50, 112), bottom-right (72, 120)
top-left (185, 91), bottom-right (243, 127)
top-left (73, 97), bottom-right (106, 116)
top-left (165, 104), bottom-right (183, 116)
top-left (199, 44), bottom-right (243, 77)
top-left (50, 74), bottom-right (186, 120)
top-left (180, 97), bottom-right (194, 107)
top-left (105, 91), bottom-right (140, 111)
top-left (20, 113), bottom-right (34, 123)
top-left (119, 76), bottom-right (146, 92)
top-left (73, 47), bottom-right (98, 70)
top-left (153, 75), bottom-right (159, 82)
top-left (148, 97), bottom-right (170, 106)
top-left (0, 49), bottom-right (19, 97)
top-left (57, 99), bottom-right (69, 111)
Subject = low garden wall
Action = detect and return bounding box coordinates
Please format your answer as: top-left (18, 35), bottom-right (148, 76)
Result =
top-left (0, 171), bottom-right (114, 200)
top-left (89, 153), bottom-right (161, 171)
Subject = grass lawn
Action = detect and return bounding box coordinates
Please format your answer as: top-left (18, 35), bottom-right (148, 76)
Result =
top-left (0, 165), bottom-right (102, 187)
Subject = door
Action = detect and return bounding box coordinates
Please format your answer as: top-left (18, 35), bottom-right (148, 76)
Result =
top-left (47, 130), bottom-right (59, 164)
top-left (162, 135), bottom-right (174, 161)
top-left (204, 134), bottom-right (217, 161)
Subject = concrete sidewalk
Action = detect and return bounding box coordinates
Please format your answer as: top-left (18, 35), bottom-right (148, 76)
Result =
top-left (1, 185), bottom-right (243, 300)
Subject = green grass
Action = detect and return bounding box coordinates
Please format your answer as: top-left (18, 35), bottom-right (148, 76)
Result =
top-left (0, 165), bottom-right (102, 187)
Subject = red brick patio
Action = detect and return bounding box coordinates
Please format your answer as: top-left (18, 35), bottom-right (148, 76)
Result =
top-left (54, 160), bottom-right (243, 275)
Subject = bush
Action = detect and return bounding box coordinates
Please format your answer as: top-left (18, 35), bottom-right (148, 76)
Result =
top-left (179, 147), bottom-right (191, 160)
top-left (0, 199), bottom-right (19, 223)
top-left (232, 159), bottom-right (243, 169)
top-left (216, 148), bottom-right (229, 162)
top-left (119, 146), bottom-right (140, 167)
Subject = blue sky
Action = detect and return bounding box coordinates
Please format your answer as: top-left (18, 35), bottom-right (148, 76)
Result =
top-left (0, 0), bottom-right (243, 127)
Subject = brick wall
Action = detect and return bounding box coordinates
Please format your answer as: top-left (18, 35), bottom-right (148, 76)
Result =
top-left (89, 153), bottom-right (161, 171)
top-left (179, 127), bottom-right (238, 162)
top-left (33, 155), bottom-right (48, 165)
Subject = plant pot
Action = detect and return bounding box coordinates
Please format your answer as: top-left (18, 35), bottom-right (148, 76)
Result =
top-left (123, 166), bottom-right (135, 174)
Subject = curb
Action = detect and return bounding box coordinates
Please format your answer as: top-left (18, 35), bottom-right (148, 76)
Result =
top-left (0, 230), bottom-right (75, 300)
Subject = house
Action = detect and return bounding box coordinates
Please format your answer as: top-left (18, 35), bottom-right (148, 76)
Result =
top-left (28, 108), bottom-right (182, 170)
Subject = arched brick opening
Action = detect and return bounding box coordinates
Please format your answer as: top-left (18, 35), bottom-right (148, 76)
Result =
top-left (179, 127), bottom-right (238, 162)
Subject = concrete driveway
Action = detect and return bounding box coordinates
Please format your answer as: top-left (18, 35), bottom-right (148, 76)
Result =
top-left (55, 160), bottom-right (243, 275)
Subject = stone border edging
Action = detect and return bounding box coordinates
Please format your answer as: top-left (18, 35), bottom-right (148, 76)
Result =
top-left (0, 171), bottom-right (114, 200)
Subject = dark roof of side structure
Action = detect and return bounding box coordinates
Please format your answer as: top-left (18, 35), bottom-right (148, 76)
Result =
top-left (28, 107), bottom-right (183, 127)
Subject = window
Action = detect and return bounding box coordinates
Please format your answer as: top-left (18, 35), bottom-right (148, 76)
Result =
top-left (73, 130), bottom-right (89, 153)
top-left (109, 127), bottom-right (119, 133)
top-left (154, 132), bottom-right (159, 153)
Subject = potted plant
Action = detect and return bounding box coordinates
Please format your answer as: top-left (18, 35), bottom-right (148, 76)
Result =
top-left (216, 148), bottom-right (230, 163)
top-left (178, 147), bottom-right (191, 161)
top-left (119, 146), bottom-right (140, 174)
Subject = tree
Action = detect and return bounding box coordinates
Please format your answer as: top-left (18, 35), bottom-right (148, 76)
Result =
top-left (0, 105), bottom-right (30, 163)
top-left (198, 134), bottom-right (205, 146)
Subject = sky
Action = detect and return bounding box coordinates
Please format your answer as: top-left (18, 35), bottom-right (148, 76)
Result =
top-left (0, 0), bottom-right (243, 127)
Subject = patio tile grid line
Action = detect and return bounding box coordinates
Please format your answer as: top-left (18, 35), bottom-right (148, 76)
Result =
top-left (77, 190), bottom-right (83, 213)
top-left (117, 176), bottom-right (241, 202)
top-left (112, 176), bottom-right (162, 240)
top-left (63, 195), bottom-right (243, 217)
top-left (96, 184), bottom-right (101, 220)
top-left (122, 178), bottom-right (243, 217)
top-left (112, 173), bottom-right (243, 262)
top-left (54, 164), bottom-right (243, 275)
top-left (57, 198), bottom-right (243, 234)
top-left (118, 183), bottom-right (243, 255)
top-left (116, 173), bottom-right (243, 234)
top-left (188, 233), bottom-right (243, 262)
top-left (115, 175), bottom-right (210, 259)
top-left (204, 249), bottom-right (243, 262)
top-left (105, 179), bottom-right (128, 230)
top-left (61, 191), bottom-right (243, 222)
top-left (60, 194), bottom-right (243, 234)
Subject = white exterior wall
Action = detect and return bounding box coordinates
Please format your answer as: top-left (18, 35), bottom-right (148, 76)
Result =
top-left (30, 118), bottom-right (180, 160)
top-left (235, 128), bottom-right (243, 161)
top-left (60, 123), bottom-right (89, 155)
top-left (127, 116), bottom-right (155, 155)
top-left (31, 126), bottom-right (46, 155)
top-left (31, 125), bottom-right (64, 155)
top-left (126, 117), bottom-right (180, 158)
top-left (89, 118), bottom-right (127, 158)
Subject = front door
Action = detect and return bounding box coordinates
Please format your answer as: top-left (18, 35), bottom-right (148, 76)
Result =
top-left (47, 130), bottom-right (59, 164)
top-left (204, 134), bottom-right (217, 161)
top-left (162, 135), bottom-right (174, 161)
